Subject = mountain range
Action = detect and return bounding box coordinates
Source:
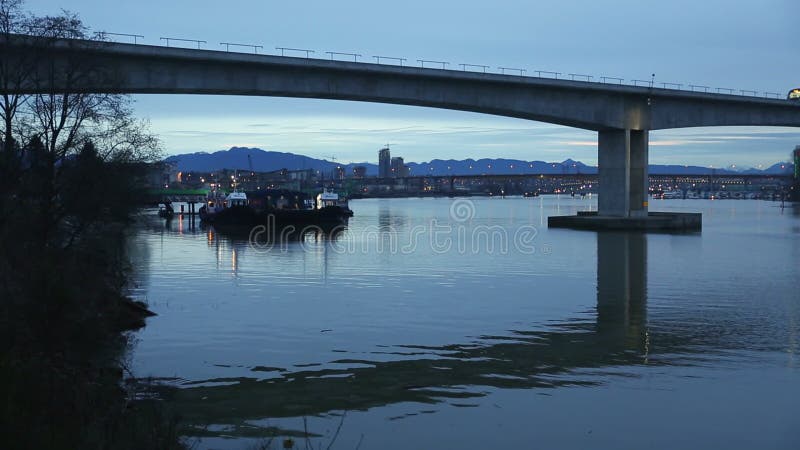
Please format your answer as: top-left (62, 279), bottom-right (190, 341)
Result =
top-left (164, 147), bottom-right (795, 177)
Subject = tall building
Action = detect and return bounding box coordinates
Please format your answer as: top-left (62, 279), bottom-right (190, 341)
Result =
top-left (391, 156), bottom-right (409, 177)
top-left (379, 147), bottom-right (391, 178)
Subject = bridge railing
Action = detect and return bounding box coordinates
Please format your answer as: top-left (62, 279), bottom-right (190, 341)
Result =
top-left (275, 47), bottom-right (314, 58)
top-left (599, 76), bottom-right (623, 85)
top-left (418, 59), bottom-right (449, 69)
top-left (220, 42), bottom-right (263, 53)
top-left (96, 32), bottom-right (144, 44)
top-left (326, 51), bottom-right (362, 62)
top-left (372, 55), bottom-right (407, 66)
top-left (497, 67), bottom-right (527, 76)
top-left (159, 37), bottom-right (206, 49)
top-left (90, 32), bottom-right (791, 101)
top-left (459, 63), bottom-right (489, 73)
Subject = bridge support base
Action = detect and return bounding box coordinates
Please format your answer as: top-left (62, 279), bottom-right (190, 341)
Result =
top-left (548, 211), bottom-right (702, 231)
top-left (548, 128), bottom-right (701, 231)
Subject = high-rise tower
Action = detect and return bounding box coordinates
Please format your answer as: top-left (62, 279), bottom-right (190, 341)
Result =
top-left (379, 147), bottom-right (391, 178)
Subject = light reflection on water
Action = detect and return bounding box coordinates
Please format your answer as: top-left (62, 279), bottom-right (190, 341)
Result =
top-left (129, 197), bottom-right (799, 449)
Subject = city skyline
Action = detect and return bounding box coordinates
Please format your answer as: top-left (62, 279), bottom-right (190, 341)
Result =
top-left (167, 144), bottom-right (795, 173)
top-left (27, 0), bottom-right (800, 167)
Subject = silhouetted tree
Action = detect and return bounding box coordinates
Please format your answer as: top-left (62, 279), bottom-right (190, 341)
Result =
top-left (1, 0), bottom-right (160, 242)
top-left (0, 0), bottom-right (31, 193)
top-left (0, 3), bottom-right (182, 449)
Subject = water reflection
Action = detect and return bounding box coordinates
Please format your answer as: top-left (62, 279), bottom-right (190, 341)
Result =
top-left (130, 199), bottom-right (800, 449)
top-left (143, 231), bottom-right (668, 438)
top-left (596, 232), bottom-right (648, 355)
top-left (139, 213), bottom-right (347, 279)
top-left (142, 212), bottom-right (347, 244)
top-left (378, 201), bottom-right (408, 230)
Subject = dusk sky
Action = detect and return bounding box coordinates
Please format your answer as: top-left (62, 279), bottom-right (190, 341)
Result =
top-left (29, 0), bottom-right (800, 168)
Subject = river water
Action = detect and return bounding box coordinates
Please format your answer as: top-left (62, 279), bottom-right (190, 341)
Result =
top-left (129, 197), bottom-right (799, 449)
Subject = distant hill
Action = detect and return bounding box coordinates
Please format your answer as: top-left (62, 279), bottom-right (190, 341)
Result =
top-left (404, 158), bottom-right (596, 175)
top-left (741, 162), bottom-right (794, 175)
top-left (164, 147), bottom-right (795, 177)
top-left (164, 147), bottom-right (339, 173)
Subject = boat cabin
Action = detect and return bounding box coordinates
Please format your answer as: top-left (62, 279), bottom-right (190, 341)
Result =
top-left (225, 191), bottom-right (248, 207)
top-left (316, 189), bottom-right (340, 209)
top-left (245, 189), bottom-right (311, 211)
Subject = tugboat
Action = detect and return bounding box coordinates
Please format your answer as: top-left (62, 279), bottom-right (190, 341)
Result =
top-left (198, 187), bottom-right (248, 222)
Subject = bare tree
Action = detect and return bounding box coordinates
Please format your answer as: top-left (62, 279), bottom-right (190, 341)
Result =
top-left (1, 1), bottom-right (161, 242)
top-left (0, 0), bottom-right (32, 176)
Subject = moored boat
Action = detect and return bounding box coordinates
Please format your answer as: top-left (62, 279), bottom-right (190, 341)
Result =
top-left (199, 189), bottom-right (248, 222)
top-left (199, 188), bottom-right (352, 230)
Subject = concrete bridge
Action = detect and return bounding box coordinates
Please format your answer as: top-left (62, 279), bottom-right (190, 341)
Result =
top-left (5, 35), bottom-right (800, 225)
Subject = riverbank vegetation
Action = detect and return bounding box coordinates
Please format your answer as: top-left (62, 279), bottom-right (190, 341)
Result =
top-left (0, 1), bottom-right (185, 448)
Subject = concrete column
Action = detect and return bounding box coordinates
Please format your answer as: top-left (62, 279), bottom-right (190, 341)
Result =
top-left (629, 130), bottom-right (649, 217)
top-left (598, 129), bottom-right (630, 216)
top-left (598, 129), bottom-right (649, 217)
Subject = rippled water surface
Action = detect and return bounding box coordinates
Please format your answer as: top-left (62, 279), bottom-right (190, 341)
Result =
top-left (129, 197), bottom-right (800, 449)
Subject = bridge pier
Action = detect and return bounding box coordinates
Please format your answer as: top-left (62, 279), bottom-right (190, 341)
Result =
top-left (548, 128), bottom-right (701, 231)
top-left (598, 129), bottom-right (649, 217)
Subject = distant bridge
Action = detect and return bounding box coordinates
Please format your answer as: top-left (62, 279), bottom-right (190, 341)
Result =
top-left (4, 35), bottom-right (800, 219)
top-left (381, 172), bottom-right (792, 183)
top-left (355, 172), bottom-right (792, 197)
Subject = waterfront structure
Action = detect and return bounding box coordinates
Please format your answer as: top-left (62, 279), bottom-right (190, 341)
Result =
top-left (379, 147), bottom-right (391, 178)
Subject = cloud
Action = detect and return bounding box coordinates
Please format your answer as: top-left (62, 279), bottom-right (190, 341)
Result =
top-left (560, 141), bottom-right (597, 147)
top-left (650, 139), bottom-right (725, 146)
top-left (145, 106), bottom-right (799, 168)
